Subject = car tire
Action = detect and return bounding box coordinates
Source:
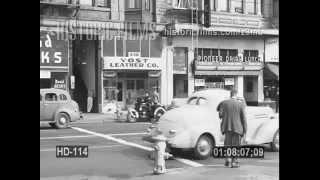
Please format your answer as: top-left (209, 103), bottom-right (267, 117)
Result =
top-left (194, 135), bottom-right (214, 160)
top-left (127, 112), bottom-right (136, 123)
top-left (54, 113), bottom-right (70, 129)
top-left (271, 129), bottom-right (279, 152)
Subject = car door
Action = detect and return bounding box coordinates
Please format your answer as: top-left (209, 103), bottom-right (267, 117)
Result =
top-left (245, 107), bottom-right (272, 144)
top-left (40, 93), bottom-right (45, 121)
top-left (42, 92), bottom-right (60, 121)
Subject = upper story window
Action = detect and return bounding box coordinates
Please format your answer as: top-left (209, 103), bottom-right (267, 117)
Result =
top-left (217, 0), bottom-right (229, 12)
top-left (246, 0), bottom-right (257, 15)
top-left (126, 0), bottom-right (142, 9)
top-left (79, 0), bottom-right (111, 8)
top-left (173, 0), bottom-right (192, 9)
top-left (232, 0), bottom-right (244, 13)
top-left (79, 0), bottom-right (92, 6)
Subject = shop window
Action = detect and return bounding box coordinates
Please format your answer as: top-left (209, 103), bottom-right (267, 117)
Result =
top-left (127, 80), bottom-right (135, 90)
top-left (243, 50), bottom-right (259, 61)
top-left (59, 94), bottom-right (68, 101)
top-left (220, 49), bottom-right (228, 62)
top-left (246, 0), bottom-right (257, 15)
top-left (229, 49), bottom-right (238, 57)
top-left (136, 80), bottom-right (145, 90)
top-left (45, 93), bottom-right (58, 102)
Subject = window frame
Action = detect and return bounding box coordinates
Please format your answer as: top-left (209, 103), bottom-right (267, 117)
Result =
top-left (44, 93), bottom-right (59, 102)
top-left (59, 94), bottom-right (68, 101)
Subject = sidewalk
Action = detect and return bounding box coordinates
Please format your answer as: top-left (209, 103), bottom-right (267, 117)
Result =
top-left (74, 111), bottom-right (129, 124)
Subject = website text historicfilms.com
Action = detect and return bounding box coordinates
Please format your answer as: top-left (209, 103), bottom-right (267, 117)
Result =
top-left (52, 21), bottom-right (264, 41)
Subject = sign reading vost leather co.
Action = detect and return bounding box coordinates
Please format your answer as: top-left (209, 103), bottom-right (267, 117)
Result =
top-left (40, 31), bottom-right (68, 69)
top-left (103, 57), bottom-right (162, 70)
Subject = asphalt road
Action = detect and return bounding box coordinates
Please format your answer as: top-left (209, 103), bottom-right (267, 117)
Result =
top-left (40, 120), bottom-right (279, 180)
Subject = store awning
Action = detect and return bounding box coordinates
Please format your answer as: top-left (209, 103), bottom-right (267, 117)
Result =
top-left (264, 63), bottom-right (279, 80)
top-left (195, 70), bottom-right (260, 76)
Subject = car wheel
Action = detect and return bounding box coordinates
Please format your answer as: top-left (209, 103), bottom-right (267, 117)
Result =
top-left (55, 113), bottom-right (70, 129)
top-left (271, 129), bottom-right (279, 152)
top-left (127, 112), bottom-right (136, 123)
top-left (153, 107), bottom-right (166, 122)
top-left (194, 135), bottom-right (214, 160)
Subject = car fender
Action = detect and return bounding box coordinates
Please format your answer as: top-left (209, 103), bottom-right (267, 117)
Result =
top-left (189, 127), bottom-right (217, 148)
top-left (249, 117), bottom-right (279, 144)
top-left (54, 107), bottom-right (72, 122)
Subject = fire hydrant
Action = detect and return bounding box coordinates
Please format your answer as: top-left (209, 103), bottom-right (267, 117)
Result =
top-left (152, 134), bottom-right (168, 175)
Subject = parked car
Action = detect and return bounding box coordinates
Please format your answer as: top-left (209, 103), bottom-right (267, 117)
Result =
top-left (144, 89), bottom-right (279, 160)
top-left (40, 88), bottom-right (81, 128)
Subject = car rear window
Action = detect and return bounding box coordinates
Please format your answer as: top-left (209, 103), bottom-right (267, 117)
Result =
top-left (45, 93), bottom-right (58, 102)
top-left (59, 94), bottom-right (68, 101)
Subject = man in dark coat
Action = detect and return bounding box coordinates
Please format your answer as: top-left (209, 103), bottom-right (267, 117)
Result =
top-left (217, 89), bottom-right (247, 168)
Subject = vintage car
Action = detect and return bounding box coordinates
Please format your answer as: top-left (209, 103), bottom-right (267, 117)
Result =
top-left (40, 88), bottom-right (81, 128)
top-left (144, 89), bottom-right (279, 160)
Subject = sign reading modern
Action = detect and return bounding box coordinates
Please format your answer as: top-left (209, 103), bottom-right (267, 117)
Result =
top-left (40, 31), bottom-right (68, 69)
top-left (103, 57), bottom-right (162, 70)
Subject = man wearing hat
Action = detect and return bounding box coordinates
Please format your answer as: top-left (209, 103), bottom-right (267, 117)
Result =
top-left (217, 89), bottom-right (247, 168)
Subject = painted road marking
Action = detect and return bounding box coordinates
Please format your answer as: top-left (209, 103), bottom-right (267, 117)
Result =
top-left (40, 144), bottom-right (125, 152)
top-left (40, 132), bottom-right (148, 140)
top-left (71, 126), bottom-right (204, 167)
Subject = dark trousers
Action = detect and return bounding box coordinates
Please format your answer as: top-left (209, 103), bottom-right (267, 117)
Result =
top-left (224, 131), bottom-right (241, 164)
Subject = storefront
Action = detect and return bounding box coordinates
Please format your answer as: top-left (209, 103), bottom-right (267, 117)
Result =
top-left (40, 30), bottom-right (69, 91)
top-left (101, 33), bottom-right (164, 111)
top-left (169, 36), bottom-right (265, 105)
top-left (102, 57), bottom-right (163, 110)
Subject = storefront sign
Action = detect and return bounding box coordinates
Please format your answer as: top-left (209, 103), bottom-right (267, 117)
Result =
top-left (224, 78), bottom-right (234, 86)
top-left (196, 55), bottom-right (262, 71)
top-left (40, 31), bottom-right (69, 69)
top-left (70, 76), bottom-right (75, 90)
top-left (40, 70), bottom-right (51, 79)
top-left (53, 79), bottom-right (67, 90)
top-left (103, 57), bottom-right (162, 70)
top-left (195, 79), bottom-right (205, 86)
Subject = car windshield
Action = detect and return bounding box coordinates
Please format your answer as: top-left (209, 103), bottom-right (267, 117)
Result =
top-left (187, 97), bottom-right (198, 105)
top-left (197, 97), bottom-right (208, 105)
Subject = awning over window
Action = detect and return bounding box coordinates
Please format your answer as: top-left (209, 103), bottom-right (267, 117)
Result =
top-left (264, 63), bottom-right (279, 80)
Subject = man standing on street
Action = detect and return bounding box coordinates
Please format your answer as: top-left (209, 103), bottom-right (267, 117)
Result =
top-left (217, 89), bottom-right (247, 168)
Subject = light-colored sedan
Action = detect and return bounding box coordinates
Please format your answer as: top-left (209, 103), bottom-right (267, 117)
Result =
top-left (145, 89), bottom-right (279, 160)
top-left (40, 88), bottom-right (81, 128)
